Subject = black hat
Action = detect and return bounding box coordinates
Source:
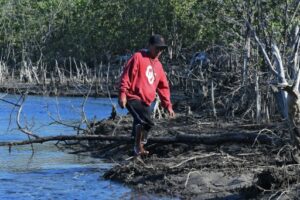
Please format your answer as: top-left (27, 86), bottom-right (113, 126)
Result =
top-left (149, 34), bottom-right (168, 49)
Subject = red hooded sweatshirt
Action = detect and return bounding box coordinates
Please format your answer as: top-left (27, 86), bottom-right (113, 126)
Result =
top-left (119, 50), bottom-right (172, 110)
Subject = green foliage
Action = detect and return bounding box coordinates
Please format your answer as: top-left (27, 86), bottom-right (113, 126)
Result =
top-left (0, 0), bottom-right (298, 67)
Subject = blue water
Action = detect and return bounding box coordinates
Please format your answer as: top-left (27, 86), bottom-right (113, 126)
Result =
top-left (0, 94), bottom-right (167, 200)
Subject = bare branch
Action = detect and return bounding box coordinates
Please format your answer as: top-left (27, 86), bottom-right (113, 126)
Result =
top-left (293, 67), bottom-right (300, 90)
top-left (0, 131), bottom-right (283, 147)
top-left (250, 25), bottom-right (279, 77)
top-left (292, 26), bottom-right (300, 89)
top-left (272, 44), bottom-right (288, 84)
top-left (16, 95), bottom-right (40, 139)
top-left (289, 0), bottom-right (300, 25)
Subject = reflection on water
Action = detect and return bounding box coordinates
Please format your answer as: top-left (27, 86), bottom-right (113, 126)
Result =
top-left (0, 95), bottom-right (155, 200)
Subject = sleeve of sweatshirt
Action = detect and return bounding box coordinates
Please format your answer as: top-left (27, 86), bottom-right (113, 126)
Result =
top-left (119, 53), bottom-right (139, 100)
top-left (157, 70), bottom-right (172, 110)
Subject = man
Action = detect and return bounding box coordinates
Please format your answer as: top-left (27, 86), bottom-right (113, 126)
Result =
top-left (119, 34), bottom-right (175, 156)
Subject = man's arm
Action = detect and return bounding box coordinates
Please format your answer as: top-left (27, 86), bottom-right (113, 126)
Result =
top-left (157, 71), bottom-right (175, 117)
top-left (119, 54), bottom-right (139, 108)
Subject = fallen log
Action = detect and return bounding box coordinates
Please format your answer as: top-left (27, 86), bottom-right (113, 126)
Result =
top-left (0, 132), bottom-right (284, 147)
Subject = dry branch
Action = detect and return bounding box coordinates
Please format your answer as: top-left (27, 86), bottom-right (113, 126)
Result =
top-left (0, 132), bottom-right (283, 147)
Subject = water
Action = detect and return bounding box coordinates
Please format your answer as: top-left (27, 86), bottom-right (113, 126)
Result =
top-left (0, 94), bottom-right (166, 200)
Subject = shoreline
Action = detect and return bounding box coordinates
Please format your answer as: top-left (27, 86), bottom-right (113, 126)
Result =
top-left (76, 114), bottom-right (299, 199)
top-left (2, 87), bottom-right (298, 199)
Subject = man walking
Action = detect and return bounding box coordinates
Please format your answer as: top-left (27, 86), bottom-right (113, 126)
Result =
top-left (119, 34), bottom-right (175, 156)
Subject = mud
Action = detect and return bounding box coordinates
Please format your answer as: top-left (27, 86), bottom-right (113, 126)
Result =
top-left (82, 113), bottom-right (300, 199)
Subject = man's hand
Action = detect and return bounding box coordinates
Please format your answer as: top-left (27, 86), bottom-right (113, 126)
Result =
top-left (118, 97), bottom-right (127, 109)
top-left (168, 108), bottom-right (176, 118)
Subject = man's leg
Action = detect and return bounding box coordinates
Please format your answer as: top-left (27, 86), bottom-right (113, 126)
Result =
top-left (127, 100), bottom-right (153, 156)
top-left (134, 124), bottom-right (149, 155)
top-left (134, 124), bottom-right (142, 155)
top-left (141, 124), bottom-right (151, 147)
top-left (131, 118), bottom-right (137, 137)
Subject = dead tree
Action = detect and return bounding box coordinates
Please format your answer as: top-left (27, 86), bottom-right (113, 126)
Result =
top-left (251, 24), bottom-right (300, 161)
top-left (0, 131), bottom-right (283, 147)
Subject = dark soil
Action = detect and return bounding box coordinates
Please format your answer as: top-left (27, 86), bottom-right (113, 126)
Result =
top-left (78, 112), bottom-right (300, 199)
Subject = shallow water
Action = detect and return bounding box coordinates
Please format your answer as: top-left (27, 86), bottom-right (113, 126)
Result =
top-left (0, 94), bottom-right (167, 200)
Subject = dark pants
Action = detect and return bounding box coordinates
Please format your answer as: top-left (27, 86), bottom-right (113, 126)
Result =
top-left (126, 99), bottom-right (154, 143)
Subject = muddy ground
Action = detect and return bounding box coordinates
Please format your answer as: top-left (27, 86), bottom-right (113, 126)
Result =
top-left (73, 111), bottom-right (300, 199)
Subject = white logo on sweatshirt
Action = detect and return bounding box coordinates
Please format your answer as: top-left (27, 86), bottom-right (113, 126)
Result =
top-left (146, 65), bottom-right (155, 84)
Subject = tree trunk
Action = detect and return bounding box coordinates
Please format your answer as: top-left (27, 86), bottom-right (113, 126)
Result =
top-left (0, 132), bottom-right (282, 147)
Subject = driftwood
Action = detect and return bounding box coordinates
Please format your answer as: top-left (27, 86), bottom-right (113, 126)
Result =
top-left (0, 132), bottom-right (283, 147)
